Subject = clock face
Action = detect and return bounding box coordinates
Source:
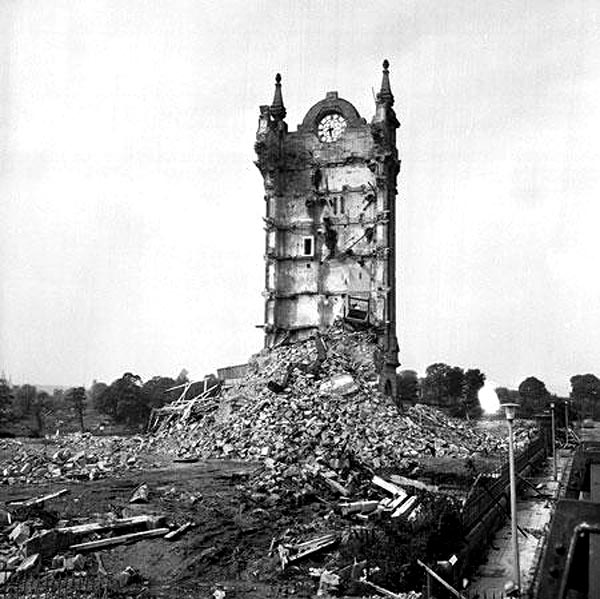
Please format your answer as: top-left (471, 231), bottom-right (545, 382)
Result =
top-left (317, 113), bottom-right (347, 143)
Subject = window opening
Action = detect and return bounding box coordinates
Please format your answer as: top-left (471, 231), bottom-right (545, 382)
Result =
top-left (303, 236), bottom-right (314, 256)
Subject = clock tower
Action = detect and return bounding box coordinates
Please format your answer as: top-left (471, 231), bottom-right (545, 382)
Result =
top-left (255, 61), bottom-right (400, 396)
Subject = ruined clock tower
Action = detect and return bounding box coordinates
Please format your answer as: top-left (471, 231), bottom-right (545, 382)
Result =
top-left (255, 61), bottom-right (400, 395)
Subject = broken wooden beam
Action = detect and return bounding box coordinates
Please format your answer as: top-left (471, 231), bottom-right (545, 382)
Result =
top-left (372, 475), bottom-right (406, 498)
top-left (16, 553), bottom-right (40, 574)
top-left (7, 488), bottom-right (69, 508)
top-left (69, 527), bottom-right (170, 552)
top-left (288, 536), bottom-right (338, 563)
top-left (391, 495), bottom-right (418, 518)
top-left (291, 533), bottom-right (337, 551)
top-left (278, 534), bottom-right (338, 569)
top-left (389, 473), bottom-right (439, 493)
top-left (339, 500), bottom-right (379, 516)
top-left (322, 476), bottom-right (350, 496)
top-left (57, 514), bottom-right (164, 537)
top-left (129, 482), bottom-right (149, 504)
top-left (416, 559), bottom-right (467, 599)
top-left (164, 521), bottom-right (194, 540)
top-left (360, 578), bottom-right (406, 599)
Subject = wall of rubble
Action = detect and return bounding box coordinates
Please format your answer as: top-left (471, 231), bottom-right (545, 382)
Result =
top-left (156, 322), bottom-right (536, 503)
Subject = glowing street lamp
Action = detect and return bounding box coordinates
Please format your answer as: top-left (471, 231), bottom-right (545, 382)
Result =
top-left (501, 403), bottom-right (521, 595)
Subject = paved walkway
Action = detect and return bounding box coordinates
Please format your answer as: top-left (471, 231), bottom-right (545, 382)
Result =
top-left (467, 449), bottom-right (572, 598)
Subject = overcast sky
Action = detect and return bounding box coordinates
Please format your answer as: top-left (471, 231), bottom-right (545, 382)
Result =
top-left (1, 0), bottom-right (599, 394)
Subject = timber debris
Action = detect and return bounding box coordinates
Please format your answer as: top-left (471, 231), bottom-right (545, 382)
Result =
top-left (0, 485), bottom-right (190, 587)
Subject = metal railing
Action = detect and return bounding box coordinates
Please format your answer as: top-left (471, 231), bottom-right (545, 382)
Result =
top-left (461, 435), bottom-right (546, 532)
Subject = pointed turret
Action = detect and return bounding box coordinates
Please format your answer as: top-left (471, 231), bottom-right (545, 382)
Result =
top-left (376, 59), bottom-right (394, 107)
top-left (270, 73), bottom-right (287, 121)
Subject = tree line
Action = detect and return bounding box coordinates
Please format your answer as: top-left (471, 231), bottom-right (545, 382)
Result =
top-left (397, 365), bottom-right (600, 422)
top-left (0, 369), bottom-right (215, 436)
top-left (2, 367), bottom-right (600, 436)
top-left (397, 363), bottom-right (486, 419)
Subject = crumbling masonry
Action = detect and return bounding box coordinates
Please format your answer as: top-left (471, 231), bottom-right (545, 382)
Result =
top-left (255, 61), bottom-right (400, 395)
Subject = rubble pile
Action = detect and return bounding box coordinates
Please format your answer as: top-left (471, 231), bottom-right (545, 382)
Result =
top-left (0, 434), bottom-right (153, 486)
top-left (158, 323), bottom-right (536, 501)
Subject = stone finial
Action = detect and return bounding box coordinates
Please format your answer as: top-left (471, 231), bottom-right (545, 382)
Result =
top-left (270, 73), bottom-right (287, 121)
top-left (376, 59), bottom-right (394, 107)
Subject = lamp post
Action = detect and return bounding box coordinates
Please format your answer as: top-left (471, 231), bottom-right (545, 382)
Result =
top-left (564, 399), bottom-right (570, 444)
top-left (550, 401), bottom-right (557, 482)
top-left (501, 403), bottom-right (520, 595)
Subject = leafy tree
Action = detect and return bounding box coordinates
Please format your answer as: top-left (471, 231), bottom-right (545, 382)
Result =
top-left (396, 370), bottom-right (420, 405)
top-left (176, 369), bottom-right (189, 384)
top-left (65, 387), bottom-right (86, 431)
top-left (13, 384), bottom-right (37, 419)
top-left (94, 380), bottom-right (118, 419)
top-left (446, 367), bottom-right (465, 401)
top-left (570, 374), bottom-right (600, 420)
top-left (90, 380), bottom-right (108, 414)
top-left (97, 373), bottom-right (146, 427)
top-left (422, 363), bottom-right (485, 419)
top-left (463, 369), bottom-right (486, 419)
top-left (421, 363), bottom-right (452, 406)
top-left (0, 377), bottom-right (13, 429)
top-left (31, 391), bottom-right (51, 436)
top-left (518, 376), bottom-right (550, 416)
top-left (141, 376), bottom-right (178, 411)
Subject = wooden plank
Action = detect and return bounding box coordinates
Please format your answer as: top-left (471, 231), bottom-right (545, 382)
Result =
top-left (390, 473), bottom-right (439, 493)
top-left (57, 515), bottom-right (160, 536)
top-left (416, 559), bottom-right (466, 599)
top-left (360, 578), bottom-right (405, 599)
top-left (372, 475), bottom-right (405, 497)
top-left (164, 522), bottom-right (194, 540)
top-left (292, 534), bottom-right (337, 550)
top-left (339, 500), bottom-right (379, 516)
top-left (16, 553), bottom-right (40, 573)
top-left (69, 527), bottom-right (170, 552)
top-left (387, 494), bottom-right (408, 511)
top-left (322, 476), bottom-right (350, 496)
top-left (8, 489), bottom-right (69, 508)
top-left (391, 495), bottom-right (418, 518)
top-left (289, 537), bottom-right (338, 562)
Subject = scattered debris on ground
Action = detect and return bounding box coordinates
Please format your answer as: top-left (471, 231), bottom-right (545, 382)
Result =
top-left (0, 484), bottom-right (194, 590)
top-left (0, 434), bottom-right (159, 486)
top-left (0, 322), bottom-right (540, 597)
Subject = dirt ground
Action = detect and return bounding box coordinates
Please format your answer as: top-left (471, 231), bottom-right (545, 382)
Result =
top-left (1, 445), bottom-right (341, 599)
top-left (1, 418), bottom-right (519, 598)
